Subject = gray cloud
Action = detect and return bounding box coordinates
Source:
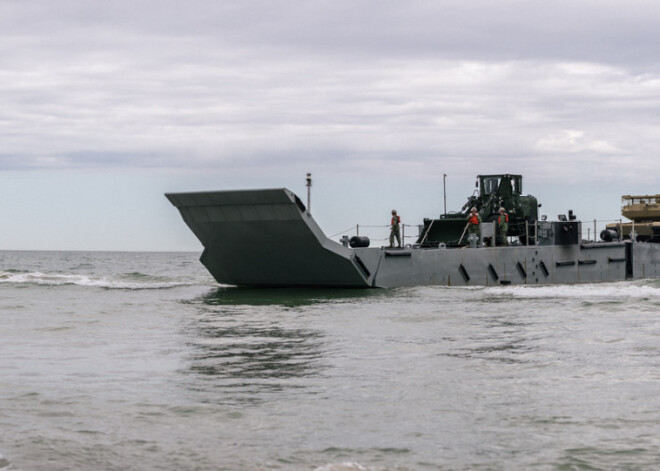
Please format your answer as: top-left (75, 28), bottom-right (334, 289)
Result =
top-left (5, 1), bottom-right (660, 64)
top-left (2, 0), bottom-right (660, 185)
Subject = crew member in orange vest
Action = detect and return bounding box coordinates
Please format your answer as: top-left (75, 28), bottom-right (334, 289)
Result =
top-left (467, 206), bottom-right (482, 246)
top-left (389, 209), bottom-right (401, 248)
top-left (498, 207), bottom-right (509, 246)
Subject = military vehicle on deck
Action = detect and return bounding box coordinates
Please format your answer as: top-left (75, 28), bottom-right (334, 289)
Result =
top-left (417, 174), bottom-right (539, 247)
top-left (605, 195), bottom-right (660, 242)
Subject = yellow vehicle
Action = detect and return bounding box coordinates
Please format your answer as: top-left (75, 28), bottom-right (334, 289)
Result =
top-left (606, 195), bottom-right (660, 242)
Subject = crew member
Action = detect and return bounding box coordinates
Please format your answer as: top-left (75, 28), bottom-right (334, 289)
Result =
top-left (389, 210), bottom-right (401, 248)
top-left (467, 206), bottom-right (481, 245)
top-left (498, 207), bottom-right (509, 246)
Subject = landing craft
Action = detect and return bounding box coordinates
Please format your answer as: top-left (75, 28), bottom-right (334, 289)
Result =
top-left (166, 175), bottom-right (660, 288)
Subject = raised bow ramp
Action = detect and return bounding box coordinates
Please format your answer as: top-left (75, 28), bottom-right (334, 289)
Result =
top-left (166, 188), bottom-right (372, 287)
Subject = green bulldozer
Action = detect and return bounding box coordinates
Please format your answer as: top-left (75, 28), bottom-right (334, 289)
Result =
top-left (417, 174), bottom-right (540, 247)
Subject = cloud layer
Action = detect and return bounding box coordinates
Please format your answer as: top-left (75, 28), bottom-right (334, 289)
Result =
top-left (2, 0), bottom-right (660, 184)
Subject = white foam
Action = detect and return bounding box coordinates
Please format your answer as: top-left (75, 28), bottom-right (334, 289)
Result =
top-left (314, 463), bottom-right (371, 471)
top-left (0, 271), bottom-right (192, 290)
top-left (485, 281), bottom-right (660, 300)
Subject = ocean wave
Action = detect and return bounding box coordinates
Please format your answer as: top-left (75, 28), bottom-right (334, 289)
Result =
top-left (314, 463), bottom-right (380, 471)
top-left (0, 271), bottom-right (195, 290)
top-left (0, 453), bottom-right (10, 470)
top-left (485, 281), bottom-right (660, 300)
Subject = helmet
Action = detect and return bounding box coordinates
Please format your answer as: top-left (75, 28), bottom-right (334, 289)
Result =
top-left (470, 207), bottom-right (477, 212)
top-left (392, 209), bottom-right (397, 214)
top-left (499, 207), bottom-right (505, 212)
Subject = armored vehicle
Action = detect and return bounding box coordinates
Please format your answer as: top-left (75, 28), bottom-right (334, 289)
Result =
top-left (605, 195), bottom-right (660, 243)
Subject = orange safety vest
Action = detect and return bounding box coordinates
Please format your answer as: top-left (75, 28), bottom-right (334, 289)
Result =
top-left (468, 214), bottom-right (480, 225)
top-left (498, 213), bottom-right (509, 223)
top-left (391, 216), bottom-right (401, 225)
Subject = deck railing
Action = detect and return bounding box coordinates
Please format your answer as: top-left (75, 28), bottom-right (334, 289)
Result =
top-left (330, 224), bottom-right (419, 246)
top-left (330, 218), bottom-right (629, 246)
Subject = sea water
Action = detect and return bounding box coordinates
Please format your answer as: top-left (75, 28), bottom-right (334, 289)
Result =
top-left (1, 250), bottom-right (659, 470)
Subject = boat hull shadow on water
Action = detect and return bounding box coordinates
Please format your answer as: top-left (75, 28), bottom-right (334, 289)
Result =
top-left (166, 183), bottom-right (660, 288)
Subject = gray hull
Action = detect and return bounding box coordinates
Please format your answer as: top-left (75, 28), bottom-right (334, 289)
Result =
top-left (166, 188), bottom-right (660, 288)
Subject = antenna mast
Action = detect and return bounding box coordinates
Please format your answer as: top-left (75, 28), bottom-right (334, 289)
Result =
top-left (306, 173), bottom-right (312, 213)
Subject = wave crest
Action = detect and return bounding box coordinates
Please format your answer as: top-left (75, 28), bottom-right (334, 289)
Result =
top-left (0, 271), bottom-right (192, 290)
top-left (485, 281), bottom-right (660, 299)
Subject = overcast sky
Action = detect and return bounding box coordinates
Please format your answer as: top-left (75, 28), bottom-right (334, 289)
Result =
top-left (2, 0), bottom-right (660, 251)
